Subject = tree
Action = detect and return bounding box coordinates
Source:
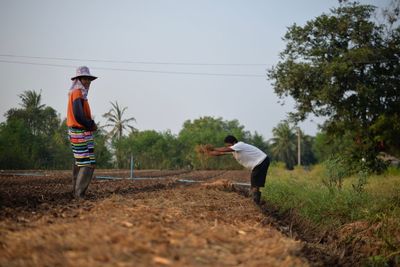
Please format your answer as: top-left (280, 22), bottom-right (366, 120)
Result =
top-left (102, 101), bottom-right (136, 140)
top-left (248, 131), bottom-right (270, 155)
top-left (270, 121), bottom-right (297, 170)
top-left (102, 101), bottom-right (136, 168)
top-left (313, 131), bottom-right (353, 162)
top-left (19, 90), bottom-right (45, 110)
top-left (86, 121), bottom-right (113, 168)
top-left (0, 90), bottom-right (71, 169)
top-left (5, 90), bottom-right (57, 136)
top-left (301, 134), bottom-right (317, 166)
top-left (178, 116), bottom-right (249, 169)
top-left (47, 119), bottom-right (72, 169)
top-left (268, 1), bottom-right (400, 171)
top-left (381, 0), bottom-right (400, 31)
top-left (118, 130), bottom-right (184, 169)
top-left (109, 116), bottom-right (268, 170)
top-left (0, 120), bottom-right (32, 169)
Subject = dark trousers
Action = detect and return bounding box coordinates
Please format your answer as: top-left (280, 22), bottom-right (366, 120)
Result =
top-left (250, 157), bottom-right (270, 188)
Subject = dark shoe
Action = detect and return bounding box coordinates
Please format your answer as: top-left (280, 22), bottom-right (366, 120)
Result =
top-left (74, 167), bottom-right (94, 198)
top-left (252, 191), bottom-right (261, 205)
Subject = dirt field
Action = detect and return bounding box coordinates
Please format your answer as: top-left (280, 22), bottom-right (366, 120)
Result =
top-left (0, 170), bottom-right (311, 266)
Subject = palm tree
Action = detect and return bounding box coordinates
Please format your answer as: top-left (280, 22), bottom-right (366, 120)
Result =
top-left (19, 90), bottom-right (45, 110)
top-left (6, 90), bottom-right (58, 136)
top-left (17, 90), bottom-right (46, 135)
top-left (102, 101), bottom-right (136, 140)
top-left (270, 121), bottom-right (297, 170)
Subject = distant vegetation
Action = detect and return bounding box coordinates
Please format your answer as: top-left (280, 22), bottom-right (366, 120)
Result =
top-left (0, 90), bottom-right (321, 170)
top-left (263, 163), bottom-right (400, 265)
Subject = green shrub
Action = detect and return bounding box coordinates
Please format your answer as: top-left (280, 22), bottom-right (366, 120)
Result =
top-left (322, 156), bottom-right (351, 191)
top-left (262, 164), bottom-right (400, 263)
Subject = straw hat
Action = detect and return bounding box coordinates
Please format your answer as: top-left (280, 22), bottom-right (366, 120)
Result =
top-left (71, 66), bottom-right (98, 81)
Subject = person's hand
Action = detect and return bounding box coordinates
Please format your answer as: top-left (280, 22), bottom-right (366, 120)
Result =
top-left (203, 144), bottom-right (213, 153)
top-left (203, 144), bottom-right (214, 155)
top-left (91, 122), bottom-right (98, 132)
top-left (196, 144), bottom-right (213, 155)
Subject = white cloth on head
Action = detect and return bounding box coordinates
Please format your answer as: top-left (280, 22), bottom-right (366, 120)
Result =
top-left (230, 141), bottom-right (267, 170)
top-left (69, 79), bottom-right (88, 100)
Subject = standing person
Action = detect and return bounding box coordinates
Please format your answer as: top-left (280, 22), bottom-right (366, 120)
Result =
top-left (66, 66), bottom-right (98, 198)
top-left (205, 135), bottom-right (270, 204)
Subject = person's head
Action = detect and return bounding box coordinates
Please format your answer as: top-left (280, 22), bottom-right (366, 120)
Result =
top-left (224, 135), bottom-right (238, 146)
top-left (71, 66), bottom-right (97, 88)
top-left (78, 76), bottom-right (94, 89)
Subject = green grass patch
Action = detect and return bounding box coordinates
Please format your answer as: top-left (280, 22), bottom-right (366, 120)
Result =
top-left (262, 163), bottom-right (400, 264)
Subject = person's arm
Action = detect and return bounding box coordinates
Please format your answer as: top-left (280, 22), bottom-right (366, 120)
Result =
top-left (72, 98), bottom-right (96, 131)
top-left (207, 146), bottom-right (234, 156)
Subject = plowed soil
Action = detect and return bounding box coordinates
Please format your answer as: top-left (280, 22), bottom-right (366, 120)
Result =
top-left (0, 170), bottom-right (310, 266)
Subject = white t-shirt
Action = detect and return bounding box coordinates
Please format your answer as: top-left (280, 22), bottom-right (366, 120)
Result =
top-left (230, 141), bottom-right (267, 170)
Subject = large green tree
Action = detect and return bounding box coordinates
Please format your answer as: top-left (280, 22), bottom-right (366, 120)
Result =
top-left (0, 119), bottom-right (32, 169)
top-left (178, 116), bottom-right (249, 169)
top-left (116, 130), bottom-right (184, 169)
top-left (0, 90), bottom-right (70, 169)
top-left (6, 90), bottom-right (59, 137)
top-left (268, 1), bottom-right (400, 171)
top-left (313, 131), bottom-right (354, 162)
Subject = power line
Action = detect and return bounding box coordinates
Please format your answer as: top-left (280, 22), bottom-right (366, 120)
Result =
top-left (0, 54), bottom-right (269, 67)
top-left (0, 59), bottom-right (267, 78)
top-left (1, 53), bottom-right (397, 68)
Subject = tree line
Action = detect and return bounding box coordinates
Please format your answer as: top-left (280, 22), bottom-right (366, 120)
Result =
top-left (0, 90), bottom-right (324, 170)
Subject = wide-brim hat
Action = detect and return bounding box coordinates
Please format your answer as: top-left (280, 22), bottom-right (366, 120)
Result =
top-left (71, 66), bottom-right (98, 81)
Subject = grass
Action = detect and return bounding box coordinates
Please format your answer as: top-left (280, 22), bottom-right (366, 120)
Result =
top-left (262, 162), bottom-right (400, 265)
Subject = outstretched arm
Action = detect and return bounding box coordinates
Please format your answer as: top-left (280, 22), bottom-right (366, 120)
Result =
top-left (207, 146), bottom-right (234, 156)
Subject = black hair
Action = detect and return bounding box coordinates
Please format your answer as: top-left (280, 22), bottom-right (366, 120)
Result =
top-left (224, 135), bottom-right (238, 144)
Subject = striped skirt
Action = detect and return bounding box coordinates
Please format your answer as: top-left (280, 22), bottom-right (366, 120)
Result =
top-left (68, 128), bottom-right (96, 167)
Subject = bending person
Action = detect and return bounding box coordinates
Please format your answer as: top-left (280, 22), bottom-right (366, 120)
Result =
top-left (206, 135), bottom-right (270, 204)
top-left (66, 66), bottom-right (98, 198)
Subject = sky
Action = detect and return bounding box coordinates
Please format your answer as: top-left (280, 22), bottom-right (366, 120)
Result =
top-left (0, 0), bottom-right (390, 139)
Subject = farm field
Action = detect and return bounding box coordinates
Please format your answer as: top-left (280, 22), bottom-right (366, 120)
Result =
top-left (0, 170), bottom-right (315, 267)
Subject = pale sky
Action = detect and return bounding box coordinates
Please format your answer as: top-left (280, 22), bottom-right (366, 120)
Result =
top-left (0, 0), bottom-right (389, 139)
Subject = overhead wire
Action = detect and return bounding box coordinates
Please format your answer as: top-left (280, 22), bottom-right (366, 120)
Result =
top-left (0, 54), bottom-right (269, 67)
top-left (1, 53), bottom-right (397, 66)
top-left (0, 59), bottom-right (267, 78)
top-left (1, 53), bottom-right (396, 78)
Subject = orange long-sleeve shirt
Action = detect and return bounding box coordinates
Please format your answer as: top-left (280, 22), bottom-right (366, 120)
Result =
top-left (66, 89), bottom-right (94, 129)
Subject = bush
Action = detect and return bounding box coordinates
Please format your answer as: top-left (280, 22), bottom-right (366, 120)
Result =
top-left (322, 156), bottom-right (351, 190)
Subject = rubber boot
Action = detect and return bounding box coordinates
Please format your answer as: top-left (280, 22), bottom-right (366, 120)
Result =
top-left (72, 164), bottom-right (79, 196)
top-left (74, 166), bottom-right (94, 198)
top-left (252, 191), bottom-right (261, 205)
